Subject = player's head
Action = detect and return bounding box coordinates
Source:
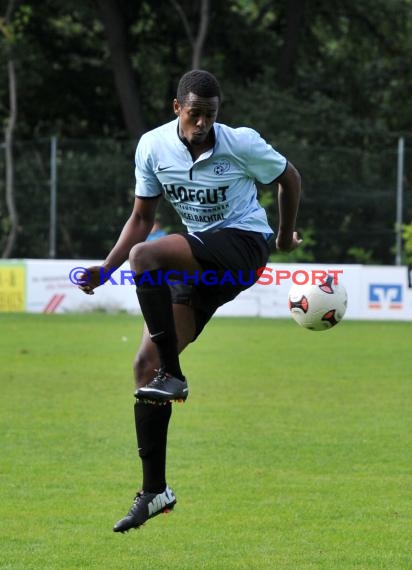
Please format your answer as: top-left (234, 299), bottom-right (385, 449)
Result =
top-left (176, 70), bottom-right (222, 106)
top-left (174, 70), bottom-right (221, 147)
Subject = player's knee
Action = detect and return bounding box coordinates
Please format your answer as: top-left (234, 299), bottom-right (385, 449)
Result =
top-left (129, 242), bottom-right (151, 274)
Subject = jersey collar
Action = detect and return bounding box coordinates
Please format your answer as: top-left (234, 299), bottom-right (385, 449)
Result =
top-left (175, 120), bottom-right (218, 156)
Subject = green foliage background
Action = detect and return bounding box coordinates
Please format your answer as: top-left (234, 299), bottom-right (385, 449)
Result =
top-left (1, 0), bottom-right (412, 263)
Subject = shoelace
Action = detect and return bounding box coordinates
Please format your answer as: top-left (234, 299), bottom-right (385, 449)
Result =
top-left (127, 491), bottom-right (144, 515)
top-left (150, 369), bottom-right (167, 386)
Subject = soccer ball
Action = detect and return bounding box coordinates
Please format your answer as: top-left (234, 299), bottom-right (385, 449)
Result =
top-left (288, 275), bottom-right (348, 331)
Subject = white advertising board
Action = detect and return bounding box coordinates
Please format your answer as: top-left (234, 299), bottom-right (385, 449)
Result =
top-left (1, 259), bottom-right (411, 320)
top-left (218, 263), bottom-right (412, 320)
top-left (359, 265), bottom-right (412, 320)
top-left (25, 260), bottom-right (140, 314)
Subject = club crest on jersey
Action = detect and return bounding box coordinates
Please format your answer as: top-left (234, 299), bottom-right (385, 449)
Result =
top-left (213, 159), bottom-right (230, 175)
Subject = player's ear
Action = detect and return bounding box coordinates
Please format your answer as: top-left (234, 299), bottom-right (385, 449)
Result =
top-left (173, 99), bottom-right (181, 116)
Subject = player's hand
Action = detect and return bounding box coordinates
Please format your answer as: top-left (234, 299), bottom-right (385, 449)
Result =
top-left (276, 231), bottom-right (302, 252)
top-left (78, 265), bottom-right (103, 295)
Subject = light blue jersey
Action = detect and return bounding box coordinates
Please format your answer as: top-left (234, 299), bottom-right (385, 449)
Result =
top-left (135, 119), bottom-right (287, 234)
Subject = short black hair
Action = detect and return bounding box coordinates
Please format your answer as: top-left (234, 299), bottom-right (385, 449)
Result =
top-left (176, 70), bottom-right (222, 105)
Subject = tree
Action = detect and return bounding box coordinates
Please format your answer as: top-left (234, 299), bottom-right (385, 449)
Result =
top-left (170, 0), bottom-right (210, 69)
top-left (94, 0), bottom-right (147, 138)
top-left (0, 1), bottom-right (28, 258)
top-left (278, 0), bottom-right (306, 88)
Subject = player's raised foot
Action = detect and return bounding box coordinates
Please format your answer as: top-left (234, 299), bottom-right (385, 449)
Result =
top-left (136, 371), bottom-right (189, 402)
top-left (113, 486), bottom-right (177, 533)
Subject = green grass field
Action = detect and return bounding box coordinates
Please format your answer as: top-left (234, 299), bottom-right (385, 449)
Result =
top-left (0, 313), bottom-right (411, 569)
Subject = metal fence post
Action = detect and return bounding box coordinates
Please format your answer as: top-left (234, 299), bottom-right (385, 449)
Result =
top-left (49, 135), bottom-right (58, 258)
top-left (395, 136), bottom-right (405, 266)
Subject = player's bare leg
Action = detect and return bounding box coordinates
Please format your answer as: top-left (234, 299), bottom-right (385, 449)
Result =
top-left (113, 304), bottom-right (196, 532)
top-left (130, 234), bottom-right (202, 402)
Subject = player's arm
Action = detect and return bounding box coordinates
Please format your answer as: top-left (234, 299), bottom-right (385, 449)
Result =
top-left (79, 196), bottom-right (160, 294)
top-left (275, 161), bottom-right (302, 252)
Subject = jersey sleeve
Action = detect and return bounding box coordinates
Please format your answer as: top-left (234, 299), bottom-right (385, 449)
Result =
top-left (243, 128), bottom-right (287, 184)
top-left (134, 134), bottom-right (163, 198)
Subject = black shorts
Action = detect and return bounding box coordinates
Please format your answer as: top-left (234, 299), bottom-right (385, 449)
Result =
top-left (169, 228), bottom-right (273, 339)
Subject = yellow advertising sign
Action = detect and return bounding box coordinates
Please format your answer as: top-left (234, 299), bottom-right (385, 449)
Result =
top-left (0, 262), bottom-right (26, 312)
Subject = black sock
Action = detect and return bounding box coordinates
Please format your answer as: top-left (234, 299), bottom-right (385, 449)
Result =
top-left (134, 400), bottom-right (172, 493)
top-left (134, 270), bottom-right (183, 379)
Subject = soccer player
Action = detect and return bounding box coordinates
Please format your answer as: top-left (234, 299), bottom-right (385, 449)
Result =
top-left (78, 70), bottom-right (302, 532)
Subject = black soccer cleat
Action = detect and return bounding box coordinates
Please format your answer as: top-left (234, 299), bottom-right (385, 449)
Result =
top-left (136, 371), bottom-right (189, 402)
top-left (113, 486), bottom-right (177, 533)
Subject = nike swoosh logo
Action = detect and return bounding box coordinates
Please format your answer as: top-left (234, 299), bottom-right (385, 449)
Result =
top-left (150, 331), bottom-right (165, 340)
top-left (157, 165), bottom-right (173, 171)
